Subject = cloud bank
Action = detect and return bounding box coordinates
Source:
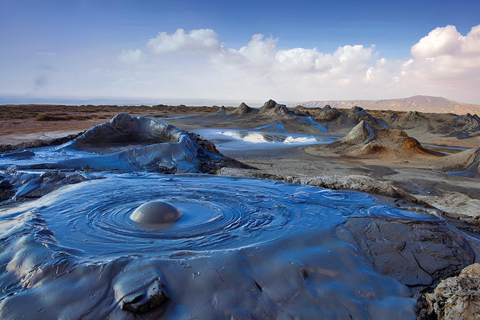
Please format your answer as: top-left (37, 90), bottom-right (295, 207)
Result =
top-left (5, 24), bottom-right (480, 104)
top-left (115, 25), bottom-right (480, 103)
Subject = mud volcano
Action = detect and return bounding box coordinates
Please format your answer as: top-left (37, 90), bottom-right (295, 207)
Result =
top-left (0, 113), bottom-right (249, 174)
top-left (0, 173), bottom-right (444, 319)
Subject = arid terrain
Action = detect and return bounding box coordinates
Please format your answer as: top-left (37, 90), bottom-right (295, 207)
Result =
top-left (1, 100), bottom-right (480, 319)
top-left (294, 95), bottom-right (480, 115)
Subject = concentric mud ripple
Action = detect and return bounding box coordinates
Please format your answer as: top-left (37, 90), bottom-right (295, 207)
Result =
top-left (19, 174), bottom-right (435, 261)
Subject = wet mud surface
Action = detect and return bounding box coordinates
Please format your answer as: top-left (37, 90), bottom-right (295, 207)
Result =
top-left (1, 173), bottom-right (442, 319)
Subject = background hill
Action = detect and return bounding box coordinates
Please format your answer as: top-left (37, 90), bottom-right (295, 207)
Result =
top-left (293, 96), bottom-right (480, 115)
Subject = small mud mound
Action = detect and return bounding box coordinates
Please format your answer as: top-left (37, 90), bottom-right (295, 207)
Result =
top-left (328, 120), bottom-right (376, 148)
top-left (314, 105), bottom-right (341, 121)
top-left (382, 113), bottom-right (400, 127)
top-left (230, 102), bottom-right (258, 116)
top-left (397, 111), bottom-right (429, 130)
top-left (329, 120), bottom-right (439, 159)
top-left (257, 99), bottom-right (295, 119)
top-left (292, 105), bottom-right (313, 116)
top-left (347, 106), bottom-right (372, 122)
top-left (400, 136), bottom-right (433, 156)
top-left (449, 113), bottom-right (480, 138)
top-left (434, 147), bottom-right (480, 174)
top-left (312, 106), bottom-right (386, 131)
top-left (216, 106), bottom-right (227, 116)
top-left (428, 112), bottom-right (480, 138)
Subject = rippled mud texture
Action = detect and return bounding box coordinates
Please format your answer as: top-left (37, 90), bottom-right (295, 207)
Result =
top-left (0, 174), bottom-right (452, 319)
top-left (0, 113), bottom-right (249, 174)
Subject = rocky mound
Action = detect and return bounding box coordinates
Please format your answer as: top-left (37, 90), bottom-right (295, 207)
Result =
top-left (313, 105), bottom-right (341, 121)
top-left (216, 106), bottom-right (227, 116)
top-left (328, 120), bottom-right (439, 159)
top-left (426, 263), bottom-right (480, 320)
top-left (292, 105), bottom-right (313, 116)
top-left (396, 111), bottom-right (430, 130)
top-left (230, 102), bottom-right (258, 116)
top-left (257, 99), bottom-right (295, 119)
top-left (397, 112), bottom-right (480, 138)
top-left (347, 106), bottom-right (372, 122)
top-left (434, 147), bottom-right (480, 175)
top-left (311, 105), bottom-right (385, 131)
top-left (446, 113), bottom-right (480, 138)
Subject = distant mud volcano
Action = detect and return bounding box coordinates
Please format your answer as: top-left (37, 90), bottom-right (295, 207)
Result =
top-left (229, 102), bottom-right (258, 116)
top-left (224, 100), bottom-right (294, 119)
top-left (2, 173), bottom-right (467, 319)
top-left (329, 120), bottom-right (440, 159)
top-left (434, 147), bottom-right (480, 175)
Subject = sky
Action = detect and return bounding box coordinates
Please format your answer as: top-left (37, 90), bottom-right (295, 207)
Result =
top-left (1, 0), bottom-right (480, 105)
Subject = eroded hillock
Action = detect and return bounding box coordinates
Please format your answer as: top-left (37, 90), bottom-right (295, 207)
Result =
top-left (230, 102), bottom-right (258, 116)
top-left (328, 120), bottom-right (439, 159)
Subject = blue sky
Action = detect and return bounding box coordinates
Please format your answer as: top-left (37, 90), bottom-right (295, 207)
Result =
top-left (1, 0), bottom-right (480, 105)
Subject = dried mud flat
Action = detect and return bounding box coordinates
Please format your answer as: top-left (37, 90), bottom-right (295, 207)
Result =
top-left (1, 102), bottom-right (480, 319)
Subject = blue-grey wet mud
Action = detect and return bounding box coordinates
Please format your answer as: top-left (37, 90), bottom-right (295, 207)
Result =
top-left (0, 173), bottom-right (447, 319)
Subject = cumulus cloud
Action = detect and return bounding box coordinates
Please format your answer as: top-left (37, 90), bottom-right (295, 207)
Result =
top-left (462, 25), bottom-right (480, 55)
top-left (276, 47), bottom-right (324, 72)
top-left (147, 28), bottom-right (221, 54)
top-left (411, 25), bottom-right (463, 58)
top-left (403, 24), bottom-right (480, 97)
top-left (119, 49), bottom-right (146, 64)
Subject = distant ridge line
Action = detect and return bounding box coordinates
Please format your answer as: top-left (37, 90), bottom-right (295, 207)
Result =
top-left (291, 95), bottom-right (480, 115)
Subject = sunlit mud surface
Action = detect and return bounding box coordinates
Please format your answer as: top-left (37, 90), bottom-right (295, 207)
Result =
top-left (0, 173), bottom-right (438, 319)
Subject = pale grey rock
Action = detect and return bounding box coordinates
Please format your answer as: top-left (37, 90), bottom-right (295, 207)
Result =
top-left (426, 263), bottom-right (480, 320)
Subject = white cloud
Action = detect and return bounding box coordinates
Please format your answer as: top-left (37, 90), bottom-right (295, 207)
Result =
top-left (462, 25), bottom-right (480, 55)
top-left (402, 24), bottom-right (480, 100)
top-left (411, 25), bottom-right (463, 58)
top-left (147, 28), bottom-right (221, 54)
top-left (276, 48), bottom-right (325, 72)
top-left (119, 49), bottom-right (146, 64)
top-left (103, 25), bottom-right (480, 102)
top-left (238, 34), bottom-right (277, 65)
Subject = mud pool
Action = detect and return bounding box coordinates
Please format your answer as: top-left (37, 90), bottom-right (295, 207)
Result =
top-left (0, 172), bottom-right (443, 318)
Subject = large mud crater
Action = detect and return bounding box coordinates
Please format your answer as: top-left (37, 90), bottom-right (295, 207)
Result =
top-left (19, 174), bottom-right (435, 262)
